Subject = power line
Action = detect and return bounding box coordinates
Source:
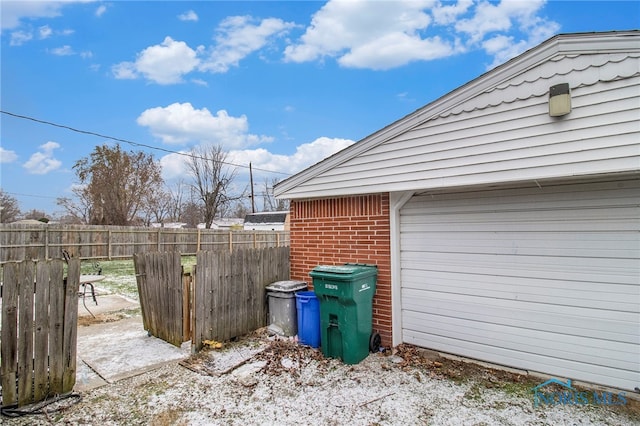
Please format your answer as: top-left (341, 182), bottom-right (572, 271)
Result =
top-left (1, 110), bottom-right (292, 176)
top-left (5, 191), bottom-right (59, 200)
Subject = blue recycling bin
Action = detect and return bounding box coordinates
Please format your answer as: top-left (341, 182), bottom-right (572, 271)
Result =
top-left (296, 291), bottom-right (321, 348)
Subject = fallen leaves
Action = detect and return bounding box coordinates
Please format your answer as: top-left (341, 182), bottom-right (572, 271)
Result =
top-left (202, 340), bottom-right (223, 349)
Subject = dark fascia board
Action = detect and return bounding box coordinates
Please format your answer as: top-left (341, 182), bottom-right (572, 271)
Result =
top-left (244, 212), bottom-right (288, 224)
top-left (274, 30), bottom-right (640, 199)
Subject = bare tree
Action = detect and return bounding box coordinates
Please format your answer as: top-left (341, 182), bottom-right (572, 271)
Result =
top-left (181, 200), bottom-right (202, 229)
top-left (166, 179), bottom-right (188, 222)
top-left (73, 144), bottom-right (163, 225)
top-left (56, 185), bottom-right (93, 224)
top-left (0, 189), bottom-right (21, 223)
top-left (231, 200), bottom-right (251, 219)
top-left (262, 177), bottom-right (290, 212)
top-left (142, 186), bottom-right (173, 226)
top-left (23, 209), bottom-right (49, 222)
top-left (186, 145), bottom-right (240, 228)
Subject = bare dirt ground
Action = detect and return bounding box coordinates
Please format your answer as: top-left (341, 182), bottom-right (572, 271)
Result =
top-left (4, 326), bottom-right (639, 426)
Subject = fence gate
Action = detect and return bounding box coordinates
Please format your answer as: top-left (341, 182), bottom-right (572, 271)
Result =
top-left (1, 259), bottom-right (80, 409)
top-left (192, 247), bottom-right (290, 352)
top-left (133, 252), bottom-right (188, 347)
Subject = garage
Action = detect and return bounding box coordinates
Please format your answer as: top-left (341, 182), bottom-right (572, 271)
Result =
top-left (275, 31), bottom-right (640, 391)
top-left (399, 178), bottom-right (640, 391)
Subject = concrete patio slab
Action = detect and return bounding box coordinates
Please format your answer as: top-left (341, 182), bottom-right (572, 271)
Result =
top-left (75, 314), bottom-right (190, 392)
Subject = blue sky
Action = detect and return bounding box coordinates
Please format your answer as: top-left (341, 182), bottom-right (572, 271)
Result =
top-left (1, 0), bottom-right (638, 216)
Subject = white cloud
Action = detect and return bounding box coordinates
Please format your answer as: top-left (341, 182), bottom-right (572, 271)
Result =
top-left (39, 25), bottom-right (53, 39)
top-left (137, 102), bottom-right (273, 149)
top-left (178, 10), bottom-right (198, 22)
top-left (23, 141), bottom-right (62, 175)
top-left (191, 78), bottom-right (208, 87)
top-left (111, 61), bottom-right (137, 79)
top-left (456, 0), bottom-right (539, 42)
top-left (284, 0), bottom-right (444, 68)
top-left (432, 0), bottom-right (473, 25)
top-left (159, 152), bottom-right (189, 180)
top-left (159, 137), bottom-right (355, 182)
top-left (339, 33), bottom-right (455, 70)
top-left (1, 1), bottom-right (67, 30)
top-left (200, 16), bottom-right (296, 73)
top-left (284, 0), bottom-right (559, 70)
top-left (10, 30), bottom-right (32, 46)
top-left (455, 0), bottom-right (559, 69)
top-left (0, 147), bottom-right (18, 163)
top-left (50, 45), bottom-right (75, 55)
top-left (231, 137), bottom-right (355, 176)
top-left (112, 36), bottom-right (202, 84)
top-left (95, 5), bottom-right (107, 17)
top-left (11, 25), bottom-right (76, 46)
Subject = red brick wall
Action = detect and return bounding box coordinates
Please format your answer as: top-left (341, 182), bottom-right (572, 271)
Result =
top-left (289, 194), bottom-right (392, 346)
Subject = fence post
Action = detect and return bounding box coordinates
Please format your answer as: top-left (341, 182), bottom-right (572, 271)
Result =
top-left (157, 228), bottom-right (162, 252)
top-left (108, 229), bottom-right (112, 260)
top-left (253, 232), bottom-right (257, 249)
top-left (229, 231), bottom-right (233, 253)
top-left (197, 229), bottom-right (201, 252)
top-left (45, 226), bottom-right (49, 260)
top-left (182, 272), bottom-right (191, 342)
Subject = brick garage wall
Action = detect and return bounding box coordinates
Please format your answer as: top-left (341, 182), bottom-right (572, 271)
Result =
top-left (289, 194), bottom-right (392, 346)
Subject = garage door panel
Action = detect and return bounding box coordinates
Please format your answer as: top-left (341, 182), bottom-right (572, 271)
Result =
top-left (402, 330), bottom-right (640, 392)
top-left (401, 232), bottom-right (639, 259)
top-left (399, 178), bottom-right (640, 391)
top-left (400, 217), bottom-right (639, 233)
top-left (401, 289), bottom-right (640, 341)
top-left (402, 251), bottom-right (638, 285)
top-left (402, 182), bottom-right (640, 213)
top-left (402, 311), bottom-right (639, 370)
top-left (401, 269), bottom-right (639, 311)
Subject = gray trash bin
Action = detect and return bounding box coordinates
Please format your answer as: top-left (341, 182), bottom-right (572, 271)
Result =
top-left (265, 280), bottom-right (308, 336)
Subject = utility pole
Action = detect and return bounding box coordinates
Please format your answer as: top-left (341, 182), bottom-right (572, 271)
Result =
top-left (249, 162), bottom-right (256, 213)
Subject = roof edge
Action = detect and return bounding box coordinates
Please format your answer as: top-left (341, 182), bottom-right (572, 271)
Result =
top-left (274, 30), bottom-right (640, 199)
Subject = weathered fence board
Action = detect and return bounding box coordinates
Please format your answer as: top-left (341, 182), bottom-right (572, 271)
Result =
top-left (133, 252), bottom-right (185, 347)
top-left (0, 223), bottom-right (290, 263)
top-left (0, 259), bottom-right (79, 408)
top-left (192, 247), bottom-right (290, 352)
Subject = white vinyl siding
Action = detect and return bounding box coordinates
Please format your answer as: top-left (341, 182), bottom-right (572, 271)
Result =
top-left (399, 178), bottom-right (640, 391)
top-left (278, 54), bottom-right (640, 199)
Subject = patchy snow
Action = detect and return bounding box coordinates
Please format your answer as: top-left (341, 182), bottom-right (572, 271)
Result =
top-left (7, 334), bottom-right (638, 425)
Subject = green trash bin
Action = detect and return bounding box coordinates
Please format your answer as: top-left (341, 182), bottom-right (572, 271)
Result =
top-left (310, 264), bottom-right (379, 365)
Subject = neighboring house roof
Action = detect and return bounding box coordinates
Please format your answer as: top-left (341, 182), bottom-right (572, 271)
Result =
top-left (150, 222), bottom-right (187, 229)
top-left (274, 31), bottom-right (640, 200)
top-left (197, 218), bottom-right (244, 229)
top-left (244, 211), bottom-right (289, 225)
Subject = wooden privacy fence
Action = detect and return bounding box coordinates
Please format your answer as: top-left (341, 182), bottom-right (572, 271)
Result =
top-left (1, 259), bottom-right (80, 409)
top-left (192, 247), bottom-right (290, 352)
top-left (0, 223), bottom-right (290, 263)
top-left (132, 247), bottom-right (290, 352)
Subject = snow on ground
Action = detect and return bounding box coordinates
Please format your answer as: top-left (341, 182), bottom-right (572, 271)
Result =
top-left (6, 335), bottom-right (638, 426)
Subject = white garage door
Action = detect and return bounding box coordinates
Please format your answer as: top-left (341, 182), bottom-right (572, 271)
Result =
top-left (400, 178), bottom-right (640, 391)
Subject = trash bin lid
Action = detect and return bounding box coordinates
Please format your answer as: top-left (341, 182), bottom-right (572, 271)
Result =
top-left (265, 280), bottom-right (308, 292)
top-left (310, 264), bottom-right (377, 279)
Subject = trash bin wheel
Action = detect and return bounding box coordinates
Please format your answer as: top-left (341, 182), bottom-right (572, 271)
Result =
top-left (369, 332), bottom-right (381, 352)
